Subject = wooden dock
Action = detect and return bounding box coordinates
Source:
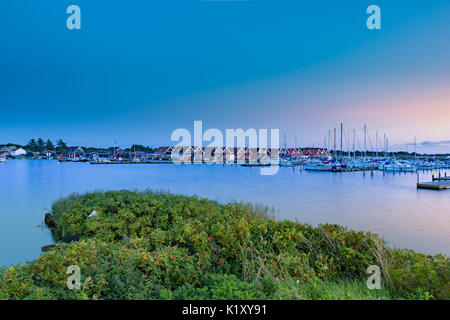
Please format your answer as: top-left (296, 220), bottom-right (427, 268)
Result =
top-left (416, 172), bottom-right (450, 190)
top-left (417, 181), bottom-right (450, 190)
top-left (241, 163), bottom-right (271, 167)
top-left (331, 168), bottom-right (376, 172)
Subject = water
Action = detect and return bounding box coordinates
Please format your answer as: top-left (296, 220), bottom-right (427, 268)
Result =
top-left (1, 159), bottom-right (449, 267)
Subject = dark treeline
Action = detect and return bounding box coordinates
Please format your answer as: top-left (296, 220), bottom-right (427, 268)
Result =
top-left (2, 139), bottom-right (156, 154)
top-left (23, 138), bottom-right (67, 152)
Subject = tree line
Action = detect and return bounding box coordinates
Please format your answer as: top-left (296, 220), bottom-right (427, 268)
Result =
top-left (23, 140), bottom-right (156, 153)
top-left (26, 139), bottom-right (68, 152)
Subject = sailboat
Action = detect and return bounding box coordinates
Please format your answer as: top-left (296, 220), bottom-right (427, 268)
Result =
top-left (305, 159), bottom-right (332, 171)
top-left (380, 159), bottom-right (416, 172)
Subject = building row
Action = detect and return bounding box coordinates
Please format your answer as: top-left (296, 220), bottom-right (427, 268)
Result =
top-left (153, 146), bottom-right (329, 162)
top-left (1, 145), bottom-right (329, 162)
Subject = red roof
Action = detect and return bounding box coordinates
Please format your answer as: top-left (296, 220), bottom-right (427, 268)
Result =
top-left (155, 146), bottom-right (172, 154)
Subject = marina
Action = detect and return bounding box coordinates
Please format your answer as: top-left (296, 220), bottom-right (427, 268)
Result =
top-left (1, 159), bottom-right (449, 267)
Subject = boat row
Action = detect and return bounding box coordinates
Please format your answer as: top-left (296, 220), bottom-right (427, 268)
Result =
top-left (303, 158), bottom-right (450, 172)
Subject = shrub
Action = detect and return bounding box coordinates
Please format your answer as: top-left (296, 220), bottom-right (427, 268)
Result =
top-left (1, 190), bottom-right (448, 300)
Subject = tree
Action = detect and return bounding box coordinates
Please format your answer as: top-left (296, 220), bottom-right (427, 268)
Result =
top-left (37, 138), bottom-right (45, 152)
top-left (26, 139), bottom-right (37, 152)
top-left (45, 139), bottom-right (55, 151)
top-left (130, 144), bottom-right (152, 152)
top-left (56, 139), bottom-right (68, 153)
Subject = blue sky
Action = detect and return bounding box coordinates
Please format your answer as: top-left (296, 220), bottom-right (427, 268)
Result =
top-left (0, 1), bottom-right (449, 152)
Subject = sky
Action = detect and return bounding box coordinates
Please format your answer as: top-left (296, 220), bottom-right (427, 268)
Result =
top-left (0, 0), bottom-right (449, 153)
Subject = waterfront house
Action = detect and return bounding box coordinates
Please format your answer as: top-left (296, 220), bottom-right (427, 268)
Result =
top-left (25, 150), bottom-right (40, 158)
top-left (268, 148), bottom-right (281, 159)
top-left (11, 148), bottom-right (27, 156)
top-left (212, 146), bottom-right (225, 163)
top-left (280, 147), bottom-right (289, 157)
top-left (223, 147), bottom-right (235, 163)
top-left (67, 146), bottom-right (85, 158)
top-left (246, 148), bottom-right (259, 162)
top-left (154, 146), bottom-right (173, 160)
top-left (40, 149), bottom-right (55, 157)
top-left (93, 151), bottom-right (110, 159)
top-left (203, 147), bottom-right (216, 163)
top-left (192, 146), bottom-right (204, 163)
top-left (0, 146), bottom-right (17, 155)
top-left (231, 147), bottom-right (246, 163)
top-left (0, 146), bottom-right (27, 157)
top-left (287, 148), bottom-right (303, 158)
top-left (257, 147), bottom-right (269, 160)
top-left (107, 147), bottom-right (122, 159)
top-left (178, 146), bottom-right (195, 162)
top-left (318, 148), bottom-right (329, 156)
top-left (169, 146), bottom-right (184, 162)
top-left (301, 148), bottom-right (329, 158)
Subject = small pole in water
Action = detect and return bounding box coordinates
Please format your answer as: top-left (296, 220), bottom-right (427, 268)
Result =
top-left (417, 171), bottom-right (419, 184)
top-left (432, 173), bottom-right (435, 181)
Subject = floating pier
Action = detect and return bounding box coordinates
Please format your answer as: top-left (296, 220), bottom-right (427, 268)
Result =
top-left (331, 168), bottom-right (376, 172)
top-left (90, 160), bottom-right (173, 164)
top-left (417, 181), bottom-right (450, 190)
top-left (241, 163), bottom-right (271, 167)
top-left (417, 172), bottom-right (450, 190)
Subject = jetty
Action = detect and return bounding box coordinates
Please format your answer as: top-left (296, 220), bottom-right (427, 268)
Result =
top-left (417, 173), bottom-right (450, 190)
top-left (331, 167), bottom-right (375, 172)
top-left (241, 163), bottom-right (271, 167)
top-left (90, 160), bottom-right (173, 164)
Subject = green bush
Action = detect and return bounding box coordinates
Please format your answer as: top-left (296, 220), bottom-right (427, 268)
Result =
top-left (1, 190), bottom-right (448, 300)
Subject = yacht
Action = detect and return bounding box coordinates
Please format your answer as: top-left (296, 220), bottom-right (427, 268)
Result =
top-left (305, 160), bottom-right (332, 171)
top-left (380, 160), bottom-right (416, 172)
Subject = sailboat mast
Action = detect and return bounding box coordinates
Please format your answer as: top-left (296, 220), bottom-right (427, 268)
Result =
top-left (333, 128), bottom-right (337, 159)
top-left (353, 129), bottom-right (356, 158)
top-left (387, 137), bottom-right (389, 156)
top-left (364, 125), bottom-right (367, 159)
top-left (375, 132), bottom-right (378, 158)
top-left (414, 136), bottom-right (417, 161)
top-left (340, 123), bottom-right (343, 159)
top-left (328, 130), bottom-right (331, 155)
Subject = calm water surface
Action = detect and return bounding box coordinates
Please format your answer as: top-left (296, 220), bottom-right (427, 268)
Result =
top-left (1, 159), bottom-right (449, 267)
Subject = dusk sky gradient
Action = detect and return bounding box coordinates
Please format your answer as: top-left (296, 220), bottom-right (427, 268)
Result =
top-left (1, 0), bottom-right (449, 153)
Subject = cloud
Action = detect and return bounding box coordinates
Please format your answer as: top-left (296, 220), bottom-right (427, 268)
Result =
top-left (399, 140), bottom-right (450, 154)
top-left (420, 140), bottom-right (450, 146)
